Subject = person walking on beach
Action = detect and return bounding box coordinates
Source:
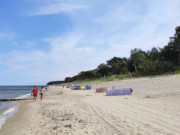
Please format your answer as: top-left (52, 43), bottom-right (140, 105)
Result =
top-left (40, 86), bottom-right (45, 100)
top-left (32, 86), bottom-right (38, 101)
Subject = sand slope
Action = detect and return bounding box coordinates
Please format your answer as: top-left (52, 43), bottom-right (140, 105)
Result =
top-left (0, 74), bottom-right (180, 135)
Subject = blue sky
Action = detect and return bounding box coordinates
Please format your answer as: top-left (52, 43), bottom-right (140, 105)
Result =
top-left (0, 0), bottom-right (180, 85)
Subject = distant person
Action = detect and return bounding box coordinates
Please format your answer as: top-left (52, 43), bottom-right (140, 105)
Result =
top-left (40, 86), bottom-right (45, 100)
top-left (32, 86), bottom-right (38, 101)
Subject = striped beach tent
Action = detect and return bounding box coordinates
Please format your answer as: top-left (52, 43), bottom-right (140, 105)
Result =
top-left (106, 88), bottom-right (133, 96)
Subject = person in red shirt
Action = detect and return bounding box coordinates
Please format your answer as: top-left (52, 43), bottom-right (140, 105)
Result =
top-left (32, 86), bottom-right (38, 101)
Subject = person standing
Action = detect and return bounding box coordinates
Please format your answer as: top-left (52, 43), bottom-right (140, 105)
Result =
top-left (40, 86), bottom-right (45, 100)
top-left (32, 86), bottom-right (38, 101)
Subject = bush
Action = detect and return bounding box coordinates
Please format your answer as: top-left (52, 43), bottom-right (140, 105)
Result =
top-left (139, 60), bottom-right (158, 75)
top-left (132, 71), bottom-right (141, 77)
top-left (174, 69), bottom-right (180, 74)
top-left (116, 74), bottom-right (130, 79)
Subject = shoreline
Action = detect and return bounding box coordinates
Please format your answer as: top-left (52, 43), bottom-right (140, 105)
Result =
top-left (0, 86), bottom-right (46, 132)
top-left (0, 74), bottom-right (180, 134)
top-left (0, 97), bottom-right (36, 135)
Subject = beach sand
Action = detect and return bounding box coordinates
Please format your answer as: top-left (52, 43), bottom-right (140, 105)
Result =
top-left (0, 74), bottom-right (180, 135)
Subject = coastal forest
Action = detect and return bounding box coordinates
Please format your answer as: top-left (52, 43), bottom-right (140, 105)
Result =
top-left (47, 26), bottom-right (180, 85)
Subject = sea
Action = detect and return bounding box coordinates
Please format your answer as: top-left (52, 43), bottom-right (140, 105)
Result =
top-left (0, 86), bottom-right (46, 129)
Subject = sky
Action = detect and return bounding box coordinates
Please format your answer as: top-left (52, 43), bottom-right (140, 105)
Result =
top-left (0, 0), bottom-right (180, 85)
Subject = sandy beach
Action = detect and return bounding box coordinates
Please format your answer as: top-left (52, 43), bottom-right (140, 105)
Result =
top-left (0, 74), bottom-right (180, 135)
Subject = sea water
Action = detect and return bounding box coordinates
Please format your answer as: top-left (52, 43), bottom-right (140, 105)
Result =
top-left (0, 86), bottom-right (44, 129)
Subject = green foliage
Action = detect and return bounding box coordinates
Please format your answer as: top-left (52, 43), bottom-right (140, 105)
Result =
top-left (47, 81), bottom-right (64, 85)
top-left (127, 58), bottom-right (135, 73)
top-left (116, 74), bottom-right (131, 79)
top-left (160, 26), bottom-right (180, 66)
top-left (132, 71), bottom-right (141, 77)
top-left (65, 77), bottom-right (72, 82)
top-left (156, 61), bottom-right (174, 73)
top-left (130, 48), bottom-right (147, 71)
top-left (139, 60), bottom-right (158, 75)
top-left (106, 57), bottom-right (128, 75)
top-left (174, 69), bottom-right (180, 74)
top-left (96, 63), bottom-right (108, 77)
top-left (106, 77), bottom-right (116, 81)
top-left (147, 47), bottom-right (161, 61)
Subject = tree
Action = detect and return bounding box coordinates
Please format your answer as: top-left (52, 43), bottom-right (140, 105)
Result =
top-left (96, 63), bottom-right (108, 77)
top-left (127, 58), bottom-right (135, 73)
top-left (130, 48), bottom-right (147, 71)
top-left (160, 26), bottom-right (180, 69)
top-left (172, 26), bottom-right (180, 66)
top-left (139, 60), bottom-right (158, 75)
top-left (76, 70), bottom-right (96, 80)
top-left (147, 47), bottom-right (161, 61)
top-left (106, 57), bottom-right (128, 75)
top-left (47, 81), bottom-right (64, 85)
top-left (65, 77), bottom-right (72, 82)
top-left (156, 61), bottom-right (174, 73)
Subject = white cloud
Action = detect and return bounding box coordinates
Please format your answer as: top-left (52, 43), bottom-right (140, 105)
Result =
top-left (0, 33), bottom-right (6, 39)
top-left (74, 47), bottom-right (93, 52)
top-left (0, 32), bottom-right (96, 84)
top-left (31, 2), bottom-right (88, 15)
top-left (86, 0), bottom-right (180, 53)
top-left (0, 32), bottom-right (15, 40)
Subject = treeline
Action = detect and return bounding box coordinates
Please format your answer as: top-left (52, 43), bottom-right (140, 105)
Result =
top-left (47, 26), bottom-right (180, 84)
top-left (47, 81), bottom-right (65, 85)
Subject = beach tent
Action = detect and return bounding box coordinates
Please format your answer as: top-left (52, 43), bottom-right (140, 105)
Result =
top-left (85, 85), bottom-right (91, 90)
top-left (71, 85), bottom-right (91, 90)
top-left (81, 86), bottom-right (85, 90)
top-left (71, 86), bottom-right (81, 90)
top-left (106, 88), bottom-right (133, 96)
top-left (71, 86), bottom-right (75, 90)
top-left (96, 87), bottom-right (107, 93)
